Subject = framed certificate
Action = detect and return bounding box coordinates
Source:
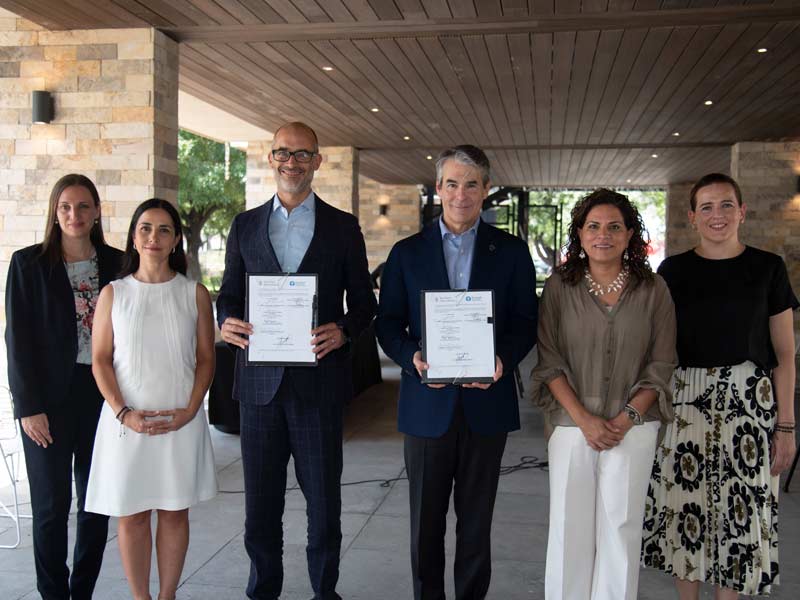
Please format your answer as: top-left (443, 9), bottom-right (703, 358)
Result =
top-left (420, 289), bottom-right (496, 384)
top-left (245, 273), bottom-right (318, 366)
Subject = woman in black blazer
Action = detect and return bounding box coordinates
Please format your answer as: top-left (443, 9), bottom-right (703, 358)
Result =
top-left (5, 173), bottom-right (122, 600)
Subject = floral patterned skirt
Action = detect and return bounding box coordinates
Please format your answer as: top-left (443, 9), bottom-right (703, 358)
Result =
top-left (641, 362), bottom-right (780, 596)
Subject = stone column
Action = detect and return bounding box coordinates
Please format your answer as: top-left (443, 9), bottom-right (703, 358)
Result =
top-left (664, 182), bottom-right (695, 257)
top-left (0, 9), bottom-right (179, 285)
top-left (245, 140), bottom-right (271, 211)
top-left (731, 142), bottom-right (800, 295)
top-left (358, 175), bottom-right (420, 271)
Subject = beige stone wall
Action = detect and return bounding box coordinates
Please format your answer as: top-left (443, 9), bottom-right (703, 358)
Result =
top-left (731, 142), bottom-right (800, 299)
top-left (0, 11), bottom-right (178, 283)
top-left (665, 182), bottom-right (695, 256)
top-left (358, 175), bottom-right (420, 271)
top-left (245, 140), bottom-right (270, 211)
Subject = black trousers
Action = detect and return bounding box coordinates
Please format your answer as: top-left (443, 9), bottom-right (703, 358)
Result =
top-left (239, 376), bottom-right (343, 600)
top-left (404, 401), bottom-right (507, 600)
top-left (20, 364), bottom-right (109, 600)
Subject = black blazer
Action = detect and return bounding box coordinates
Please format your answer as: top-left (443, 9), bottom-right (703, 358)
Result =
top-left (216, 195), bottom-right (377, 405)
top-left (5, 243), bottom-right (122, 418)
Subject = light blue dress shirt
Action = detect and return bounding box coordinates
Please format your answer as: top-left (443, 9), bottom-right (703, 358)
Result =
top-left (439, 217), bottom-right (480, 290)
top-left (269, 191), bottom-right (316, 272)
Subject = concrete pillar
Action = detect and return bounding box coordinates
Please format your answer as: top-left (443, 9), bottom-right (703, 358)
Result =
top-left (664, 182), bottom-right (694, 256)
top-left (0, 8), bottom-right (178, 279)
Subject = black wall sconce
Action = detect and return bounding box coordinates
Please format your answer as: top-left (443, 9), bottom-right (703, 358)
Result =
top-left (379, 203), bottom-right (389, 216)
top-left (32, 90), bottom-right (53, 124)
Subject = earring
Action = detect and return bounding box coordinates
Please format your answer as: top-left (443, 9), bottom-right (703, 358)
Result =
top-left (172, 247), bottom-right (176, 254)
top-left (94, 219), bottom-right (99, 224)
top-left (623, 249), bottom-right (629, 261)
top-left (579, 248), bottom-right (586, 259)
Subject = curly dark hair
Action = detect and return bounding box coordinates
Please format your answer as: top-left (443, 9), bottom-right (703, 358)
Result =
top-left (557, 188), bottom-right (653, 288)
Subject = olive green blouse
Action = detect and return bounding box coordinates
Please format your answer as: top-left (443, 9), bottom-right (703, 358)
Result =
top-left (531, 270), bottom-right (678, 427)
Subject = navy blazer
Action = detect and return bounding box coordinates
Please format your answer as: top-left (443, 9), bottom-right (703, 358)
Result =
top-left (375, 220), bottom-right (538, 437)
top-left (216, 194), bottom-right (376, 405)
top-left (5, 243), bottom-right (122, 419)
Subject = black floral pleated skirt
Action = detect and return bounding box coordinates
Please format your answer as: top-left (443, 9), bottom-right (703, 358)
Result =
top-left (642, 362), bottom-right (780, 596)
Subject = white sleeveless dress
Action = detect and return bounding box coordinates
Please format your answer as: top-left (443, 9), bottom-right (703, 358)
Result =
top-left (86, 274), bottom-right (217, 517)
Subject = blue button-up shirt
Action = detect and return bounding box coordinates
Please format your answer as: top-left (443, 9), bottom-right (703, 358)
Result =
top-left (439, 217), bottom-right (480, 290)
top-left (269, 191), bottom-right (316, 272)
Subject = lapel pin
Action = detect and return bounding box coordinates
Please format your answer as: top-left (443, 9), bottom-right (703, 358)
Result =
top-left (489, 243), bottom-right (496, 252)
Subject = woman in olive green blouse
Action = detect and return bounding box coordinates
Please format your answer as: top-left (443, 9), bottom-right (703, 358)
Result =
top-left (532, 188), bottom-right (677, 600)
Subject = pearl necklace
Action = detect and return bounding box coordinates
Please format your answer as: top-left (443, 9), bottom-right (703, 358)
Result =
top-left (584, 266), bottom-right (629, 296)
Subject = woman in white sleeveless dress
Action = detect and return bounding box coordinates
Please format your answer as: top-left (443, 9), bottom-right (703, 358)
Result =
top-left (86, 199), bottom-right (217, 600)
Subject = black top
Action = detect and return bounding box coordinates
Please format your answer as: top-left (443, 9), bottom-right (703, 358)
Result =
top-left (657, 246), bottom-right (798, 370)
top-left (5, 243), bottom-right (122, 418)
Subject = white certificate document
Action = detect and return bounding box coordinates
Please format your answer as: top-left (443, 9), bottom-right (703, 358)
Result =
top-left (421, 289), bottom-right (496, 384)
top-left (245, 273), bottom-right (318, 366)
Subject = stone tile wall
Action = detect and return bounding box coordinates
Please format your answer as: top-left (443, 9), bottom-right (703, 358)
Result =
top-left (358, 175), bottom-right (420, 271)
top-left (665, 182), bottom-right (695, 256)
top-left (0, 9), bottom-right (178, 289)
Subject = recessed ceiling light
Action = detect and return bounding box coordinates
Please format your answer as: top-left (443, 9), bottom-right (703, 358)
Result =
top-left (757, 48), bottom-right (768, 53)
top-left (651, 153), bottom-right (658, 158)
top-left (403, 135), bottom-right (411, 141)
top-left (426, 155), bottom-right (433, 160)
top-left (672, 132), bottom-right (680, 136)
top-left (704, 100), bottom-right (713, 106)
top-left (370, 107), bottom-right (379, 112)
top-left (322, 66), bottom-right (333, 71)
top-left (626, 179), bottom-right (632, 183)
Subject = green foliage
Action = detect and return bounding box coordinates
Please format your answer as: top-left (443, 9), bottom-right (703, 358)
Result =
top-left (177, 130), bottom-right (246, 279)
top-left (526, 188), bottom-right (666, 284)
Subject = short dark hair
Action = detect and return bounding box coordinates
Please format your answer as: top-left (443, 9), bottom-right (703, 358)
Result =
top-left (119, 198), bottom-right (187, 278)
top-left (689, 173), bottom-right (742, 211)
top-left (272, 121), bottom-right (319, 152)
top-left (557, 188), bottom-right (653, 288)
top-left (40, 173), bottom-right (106, 265)
top-left (435, 144), bottom-right (491, 186)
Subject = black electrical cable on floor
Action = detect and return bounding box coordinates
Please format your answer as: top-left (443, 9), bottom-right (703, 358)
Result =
top-left (218, 455), bottom-right (548, 494)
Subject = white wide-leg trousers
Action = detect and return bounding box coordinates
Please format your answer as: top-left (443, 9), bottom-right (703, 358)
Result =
top-left (545, 422), bottom-right (659, 600)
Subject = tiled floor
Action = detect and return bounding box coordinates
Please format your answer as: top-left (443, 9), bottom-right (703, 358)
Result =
top-left (2, 359), bottom-right (800, 599)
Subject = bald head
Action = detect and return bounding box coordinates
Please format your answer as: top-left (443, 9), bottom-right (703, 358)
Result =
top-left (272, 122), bottom-right (319, 152)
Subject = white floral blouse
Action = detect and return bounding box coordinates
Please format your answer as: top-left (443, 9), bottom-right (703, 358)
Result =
top-left (65, 254), bottom-right (100, 364)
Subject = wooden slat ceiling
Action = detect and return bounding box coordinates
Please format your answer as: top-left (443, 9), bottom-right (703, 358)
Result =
top-left (3, 0), bottom-right (800, 187)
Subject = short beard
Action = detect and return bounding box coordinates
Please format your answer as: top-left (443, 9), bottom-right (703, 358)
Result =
top-left (276, 170), bottom-right (314, 196)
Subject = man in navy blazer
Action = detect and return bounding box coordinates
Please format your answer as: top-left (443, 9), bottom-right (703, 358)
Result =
top-left (216, 122), bottom-right (376, 600)
top-left (375, 145), bottom-right (538, 599)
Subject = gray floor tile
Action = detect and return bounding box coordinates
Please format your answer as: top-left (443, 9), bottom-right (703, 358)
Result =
top-left (4, 359), bottom-right (800, 600)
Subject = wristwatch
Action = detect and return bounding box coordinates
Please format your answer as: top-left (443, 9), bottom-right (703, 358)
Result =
top-left (623, 403), bottom-right (643, 426)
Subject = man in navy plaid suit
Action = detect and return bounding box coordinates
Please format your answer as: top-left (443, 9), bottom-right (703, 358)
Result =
top-left (217, 122), bottom-right (377, 600)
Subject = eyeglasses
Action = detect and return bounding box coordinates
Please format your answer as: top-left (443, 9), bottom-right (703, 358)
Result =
top-left (271, 149), bottom-right (317, 163)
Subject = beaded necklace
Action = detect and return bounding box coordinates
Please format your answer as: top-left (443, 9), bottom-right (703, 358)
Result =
top-left (584, 265), bottom-right (629, 296)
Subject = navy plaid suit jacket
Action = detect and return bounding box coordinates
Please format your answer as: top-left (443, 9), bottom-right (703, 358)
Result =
top-left (216, 194), bottom-right (377, 406)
